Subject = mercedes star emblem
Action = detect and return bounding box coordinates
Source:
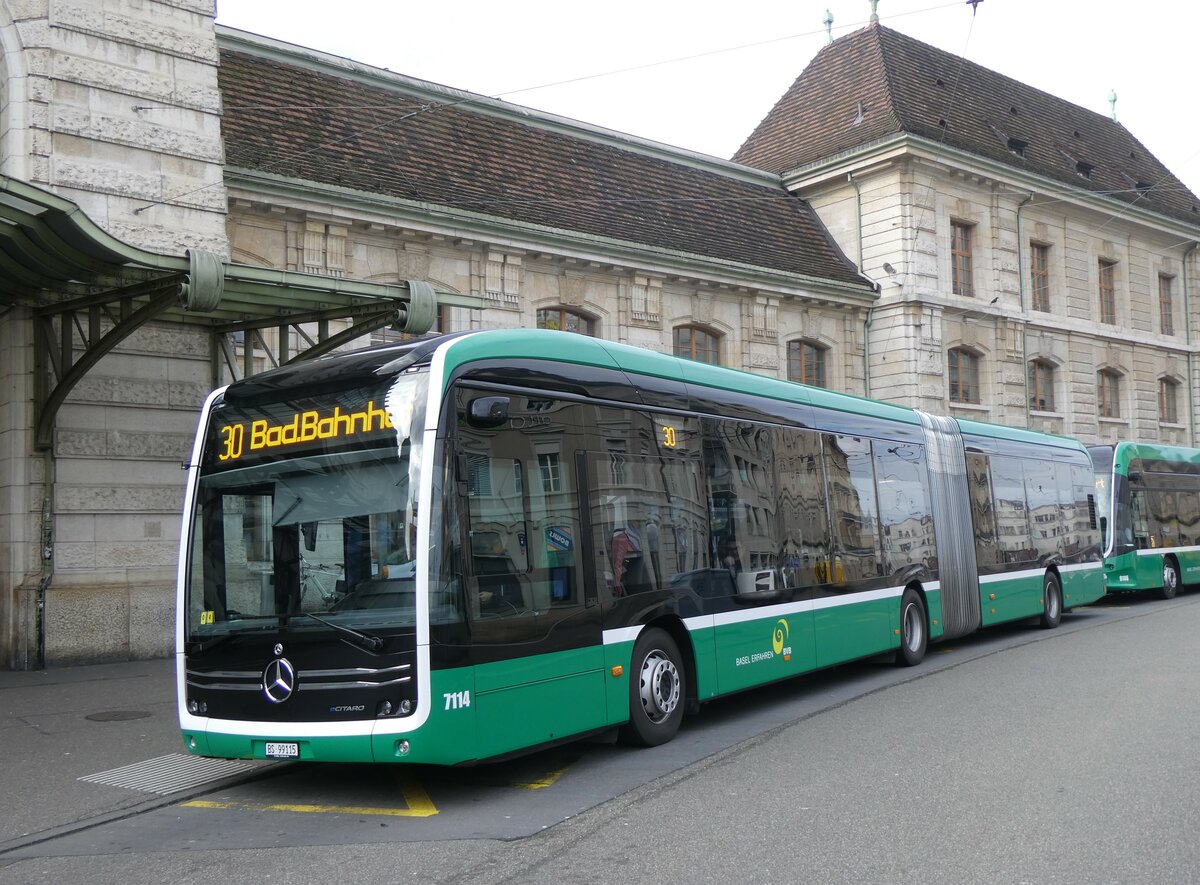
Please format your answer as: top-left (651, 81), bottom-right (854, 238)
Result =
top-left (262, 657), bottom-right (296, 703)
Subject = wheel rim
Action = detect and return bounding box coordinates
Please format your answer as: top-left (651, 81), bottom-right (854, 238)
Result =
top-left (902, 601), bottom-right (924, 653)
top-left (1047, 583), bottom-right (1060, 619)
top-left (638, 649), bottom-right (680, 723)
top-left (1164, 564), bottom-right (1179, 593)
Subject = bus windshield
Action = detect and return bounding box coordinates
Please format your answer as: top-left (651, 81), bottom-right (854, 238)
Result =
top-left (184, 371), bottom-right (443, 638)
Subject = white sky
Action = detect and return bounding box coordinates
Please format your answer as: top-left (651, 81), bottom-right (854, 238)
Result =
top-left (213, 0), bottom-right (1200, 203)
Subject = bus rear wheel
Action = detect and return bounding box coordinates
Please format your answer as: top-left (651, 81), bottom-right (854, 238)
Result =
top-left (623, 627), bottom-right (685, 747)
top-left (1040, 573), bottom-right (1062, 629)
top-left (1160, 559), bottom-right (1180, 600)
top-left (894, 588), bottom-right (927, 667)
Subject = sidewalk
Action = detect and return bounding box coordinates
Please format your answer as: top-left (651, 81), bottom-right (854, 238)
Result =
top-left (0, 658), bottom-right (185, 849)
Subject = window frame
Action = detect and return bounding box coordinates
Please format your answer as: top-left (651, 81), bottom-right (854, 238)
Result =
top-left (948, 347), bottom-right (981, 404)
top-left (1027, 359), bottom-right (1055, 412)
top-left (1098, 259), bottom-right (1117, 325)
top-left (1098, 369), bottom-right (1122, 419)
top-left (1030, 243), bottom-right (1050, 312)
top-left (673, 324), bottom-right (720, 365)
top-left (951, 221), bottom-right (975, 298)
top-left (1159, 274), bottom-right (1175, 336)
top-left (536, 307), bottom-right (596, 337)
top-left (786, 339), bottom-right (828, 388)
top-left (1159, 377), bottom-right (1180, 424)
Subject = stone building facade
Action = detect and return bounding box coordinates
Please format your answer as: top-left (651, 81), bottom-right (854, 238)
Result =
top-left (0, 0), bottom-right (228, 668)
top-left (1, 7), bottom-right (1198, 668)
top-left (734, 23), bottom-right (1200, 448)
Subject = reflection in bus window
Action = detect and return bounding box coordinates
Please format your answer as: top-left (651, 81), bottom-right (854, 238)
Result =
top-left (991, 456), bottom-right (1031, 564)
top-left (457, 395), bottom-right (587, 631)
top-left (967, 453), bottom-right (998, 569)
top-left (771, 427), bottom-right (830, 591)
top-left (873, 442), bottom-right (935, 578)
top-left (824, 435), bottom-right (882, 583)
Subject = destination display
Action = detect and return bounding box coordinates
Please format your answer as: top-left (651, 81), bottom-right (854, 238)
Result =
top-left (206, 389), bottom-right (398, 469)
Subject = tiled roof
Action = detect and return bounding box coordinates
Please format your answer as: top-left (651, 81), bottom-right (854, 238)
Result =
top-left (216, 49), bottom-right (869, 289)
top-left (734, 24), bottom-right (1200, 225)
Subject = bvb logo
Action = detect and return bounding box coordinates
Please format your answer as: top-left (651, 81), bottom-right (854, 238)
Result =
top-left (772, 618), bottom-right (789, 655)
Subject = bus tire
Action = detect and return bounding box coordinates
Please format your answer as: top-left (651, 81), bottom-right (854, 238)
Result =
top-left (623, 627), bottom-right (685, 747)
top-left (894, 587), bottom-right (927, 667)
top-left (1040, 573), bottom-right (1062, 629)
top-left (1160, 559), bottom-right (1180, 600)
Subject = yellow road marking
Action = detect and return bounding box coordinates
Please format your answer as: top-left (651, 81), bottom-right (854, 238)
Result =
top-left (512, 764), bottom-right (569, 790)
top-left (182, 770), bottom-right (438, 817)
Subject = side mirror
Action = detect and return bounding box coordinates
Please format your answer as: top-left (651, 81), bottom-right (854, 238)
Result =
top-left (468, 396), bottom-right (509, 428)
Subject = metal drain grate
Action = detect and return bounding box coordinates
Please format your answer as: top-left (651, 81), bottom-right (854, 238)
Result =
top-left (79, 753), bottom-right (262, 795)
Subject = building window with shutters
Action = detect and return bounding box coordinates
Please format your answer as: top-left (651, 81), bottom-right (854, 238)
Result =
top-left (948, 347), bottom-right (980, 404)
top-left (786, 340), bottom-right (828, 388)
top-left (673, 325), bottom-right (720, 364)
top-left (951, 221), bottom-right (974, 297)
top-left (1030, 244), bottom-right (1051, 312)
top-left (1159, 274), bottom-right (1175, 336)
top-left (1028, 360), bottom-right (1055, 412)
top-left (1098, 370), bottom-right (1121, 419)
top-left (1098, 259), bottom-right (1117, 325)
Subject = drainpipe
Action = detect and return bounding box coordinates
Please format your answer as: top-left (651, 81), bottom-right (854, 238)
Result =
top-left (35, 449), bottom-right (55, 670)
top-left (1016, 193), bottom-right (1033, 425)
top-left (849, 171), bottom-right (874, 397)
top-left (1186, 242), bottom-right (1198, 446)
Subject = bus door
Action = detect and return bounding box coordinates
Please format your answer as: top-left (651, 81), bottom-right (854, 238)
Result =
top-left (455, 389), bottom-right (605, 757)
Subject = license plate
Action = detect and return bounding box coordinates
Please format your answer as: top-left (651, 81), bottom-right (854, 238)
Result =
top-left (264, 741), bottom-right (299, 759)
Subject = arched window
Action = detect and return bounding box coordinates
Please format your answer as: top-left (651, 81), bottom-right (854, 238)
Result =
top-left (948, 347), bottom-right (980, 404)
top-left (1098, 370), bottom-right (1122, 419)
top-left (1160, 377), bottom-right (1180, 424)
top-left (537, 307), bottom-right (595, 336)
top-left (787, 340), bottom-right (828, 388)
top-left (1027, 359), bottom-right (1055, 412)
top-left (673, 325), bottom-right (720, 364)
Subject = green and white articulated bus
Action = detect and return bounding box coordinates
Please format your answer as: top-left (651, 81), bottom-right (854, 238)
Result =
top-left (1090, 441), bottom-right (1200, 599)
top-left (177, 329), bottom-right (1105, 765)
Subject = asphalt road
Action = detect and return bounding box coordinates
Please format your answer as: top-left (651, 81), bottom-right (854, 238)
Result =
top-left (3, 592), bottom-right (1198, 884)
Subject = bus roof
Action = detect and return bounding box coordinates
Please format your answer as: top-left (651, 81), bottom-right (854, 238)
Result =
top-left (1108, 440), bottom-right (1200, 470)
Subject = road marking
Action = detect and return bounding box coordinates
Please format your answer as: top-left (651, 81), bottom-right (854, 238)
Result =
top-left (512, 764), bottom-right (569, 790)
top-left (181, 770), bottom-right (438, 817)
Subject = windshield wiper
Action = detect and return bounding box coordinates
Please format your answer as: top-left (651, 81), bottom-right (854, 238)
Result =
top-left (300, 611), bottom-right (385, 653)
top-left (186, 621), bottom-right (275, 655)
top-left (186, 633), bottom-right (237, 655)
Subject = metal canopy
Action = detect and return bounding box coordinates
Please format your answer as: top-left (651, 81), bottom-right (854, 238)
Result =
top-left (0, 175), bottom-right (481, 450)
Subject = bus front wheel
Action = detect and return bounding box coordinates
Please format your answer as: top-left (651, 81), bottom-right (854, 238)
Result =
top-left (1040, 573), bottom-right (1062, 629)
top-left (1160, 559), bottom-right (1181, 600)
top-left (895, 588), bottom-right (927, 667)
top-left (623, 627), bottom-right (685, 747)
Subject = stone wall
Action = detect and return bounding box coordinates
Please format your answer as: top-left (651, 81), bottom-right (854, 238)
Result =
top-left (0, 0), bottom-right (229, 666)
top-left (801, 155), bottom-right (1199, 446)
